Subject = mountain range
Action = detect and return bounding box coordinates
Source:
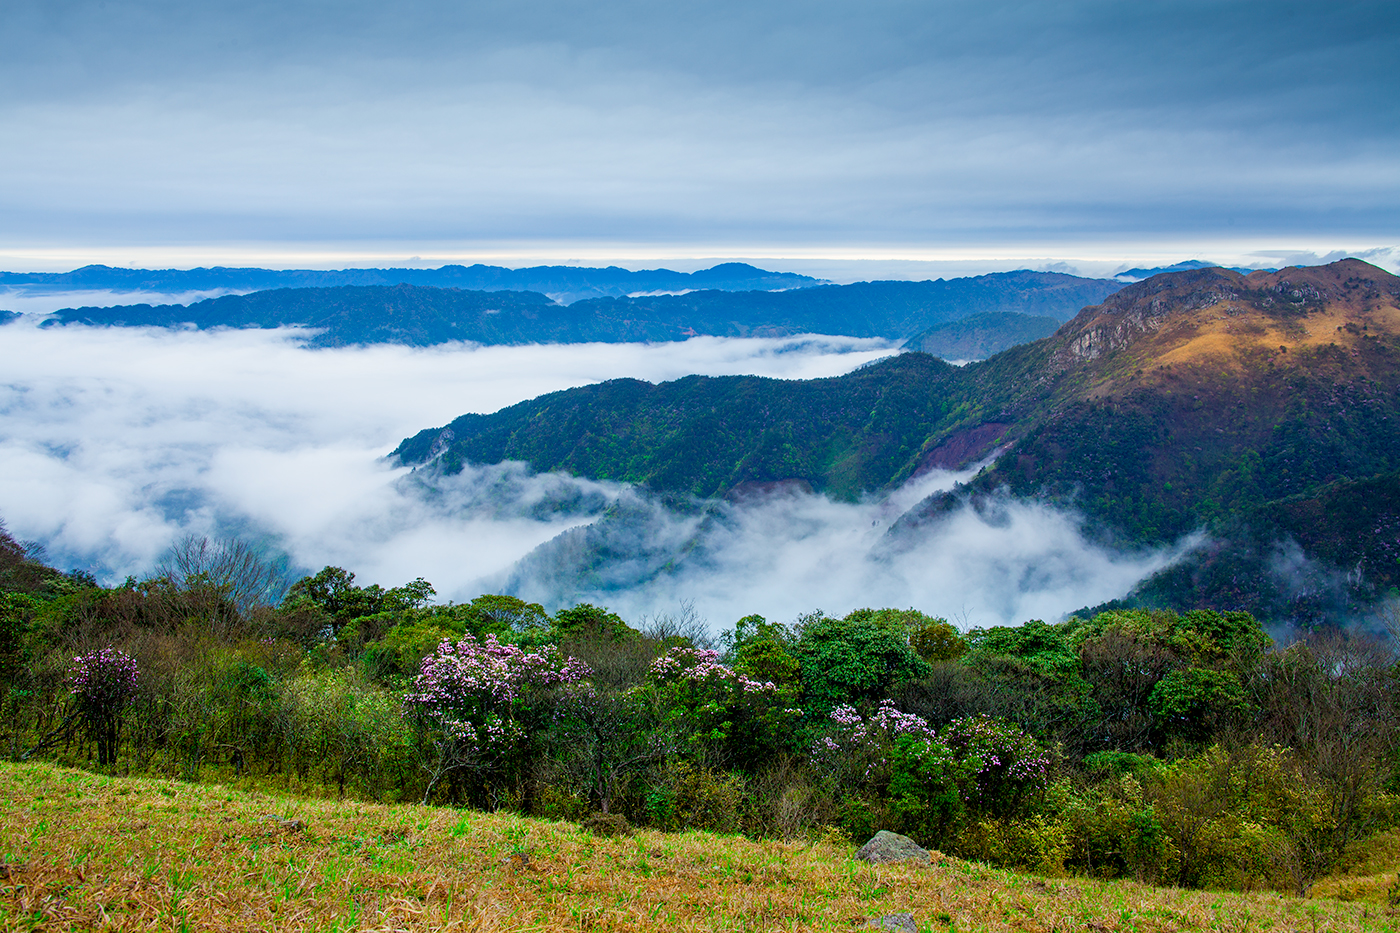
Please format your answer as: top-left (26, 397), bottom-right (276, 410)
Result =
top-left (393, 259), bottom-right (1400, 625)
top-left (34, 271), bottom-right (1122, 350)
top-left (0, 261), bottom-right (818, 304)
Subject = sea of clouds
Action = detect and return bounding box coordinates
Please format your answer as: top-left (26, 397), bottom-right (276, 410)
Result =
top-left (0, 320), bottom-right (1193, 631)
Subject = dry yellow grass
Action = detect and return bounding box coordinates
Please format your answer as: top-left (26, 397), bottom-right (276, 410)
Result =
top-left (1148, 301), bottom-right (1399, 370)
top-left (1312, 829), bottom-right (1400, 906)
top-left (0, 762), bottom-right (1392, 932)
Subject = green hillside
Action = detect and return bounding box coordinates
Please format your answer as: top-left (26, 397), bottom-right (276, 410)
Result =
top-left (2, 762), bottom-right (1382, 932)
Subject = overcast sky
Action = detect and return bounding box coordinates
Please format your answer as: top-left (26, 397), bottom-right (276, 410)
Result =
top-left (1, 0), bottom-right (1396, 273)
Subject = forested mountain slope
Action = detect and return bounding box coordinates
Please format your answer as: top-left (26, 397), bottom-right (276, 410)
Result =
top-left (396, 260), bottom-right (1400, 618)
top-left (901, 311), bottom-right (1061, 359)
top-left (41, 271), bottom-right (1120, 347)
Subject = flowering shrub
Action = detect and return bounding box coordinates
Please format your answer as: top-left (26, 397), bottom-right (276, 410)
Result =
top-left (649, 647), bottom-right (778, 694)
top-left (937, 714), bottom-right (1052, 813)
top-left (405, 635), bottom-right (590, 804)
top-left (647, 646), bottom-right (800, 768)
top-left (68, 647), bottom-right (139, 766)
top-left (812, 699), bottom-right (936, 788)
top-left (885, 713), bottom-right (1052, 847)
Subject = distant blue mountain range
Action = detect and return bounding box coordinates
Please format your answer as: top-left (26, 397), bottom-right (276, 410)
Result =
top-left (0, 262), bottom-right (820, 304)
top-left (28, 271), bottom-right (1123, 349)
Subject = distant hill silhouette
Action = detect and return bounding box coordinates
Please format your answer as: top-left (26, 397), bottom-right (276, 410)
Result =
top-left (1, 261), bottom-right (818, 304)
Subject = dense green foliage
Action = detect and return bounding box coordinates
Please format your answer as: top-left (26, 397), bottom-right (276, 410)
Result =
top-left (5, 520), bottom-right (1400, 896)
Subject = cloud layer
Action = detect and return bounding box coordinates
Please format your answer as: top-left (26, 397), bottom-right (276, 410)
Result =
top-left (0, 322), bottom-right (1193, 630)
top-left (1, 1), bottom-right (1396, 260)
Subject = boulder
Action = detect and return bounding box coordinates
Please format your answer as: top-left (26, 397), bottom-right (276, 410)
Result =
top-left (866, 913), bottom-right (917, 932)
top-left (855, 830), bottom-right (930, 864)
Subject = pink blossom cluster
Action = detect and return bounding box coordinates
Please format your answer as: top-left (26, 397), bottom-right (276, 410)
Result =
top-left (445, 713), bottom-right (522, 748)
top-left (405, 635), bottom-right (590, 758)
top-left (940, 713), bottom-right (1050, 783)
top-left (828, 700), bottom-right (936, 743)
top-left (406, 635), bottom-right (591, 713)
top-left (814, 700), bottom-right (935, 775)
top-left (67, 647), bottom-right (139, 711)
top-left (648, 646), bottom-right (779, 694)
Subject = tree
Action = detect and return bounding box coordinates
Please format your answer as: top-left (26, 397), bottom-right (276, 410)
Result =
top-left (792, 609), bottom-right (931, 714)
top-left (647, 645), bottom-right (799, 769)
top-left (552, 603), bottom-right (634, 641)
top-left (910, 616), bottom-right (966, 663)
top-left (459, 594), bottom-right (549, 634)
top-left (551, 686), bottom-right (669, 814)
top-left (729, 615), bottom-right (802, 691)
top-left (961, 619), bottom-right (1098, 744)
top-left (159, 535), bottom-right (286, 631)
top-left (284, 567), bottom-right (436, 640)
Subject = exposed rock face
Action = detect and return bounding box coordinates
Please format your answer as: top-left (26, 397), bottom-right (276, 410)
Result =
top-left (866, 913), bottom-right (917, 932)
top-left (855, 830), bottom-right (930, 864)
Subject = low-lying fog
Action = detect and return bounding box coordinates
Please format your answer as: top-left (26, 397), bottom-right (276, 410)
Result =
top-left (0, 322), bottom-right (1190, 630)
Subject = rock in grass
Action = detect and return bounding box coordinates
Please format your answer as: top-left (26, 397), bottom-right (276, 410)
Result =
top-left (866, 913), bottom-right (918, 932)
top-left (856, 831), bottom-right (929, 864)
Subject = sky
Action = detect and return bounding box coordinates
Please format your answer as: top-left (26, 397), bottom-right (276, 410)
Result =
top-left (1, 0), bottom-right (1396, 273)
top-left (0, 324), bottom-right (1191, 629)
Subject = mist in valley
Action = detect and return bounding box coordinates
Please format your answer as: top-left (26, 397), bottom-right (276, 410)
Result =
top-left (0, 321), bottom-right (1195, 631)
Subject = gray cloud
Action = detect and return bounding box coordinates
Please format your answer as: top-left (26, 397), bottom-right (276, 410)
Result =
top-left (0, 1), bottom-right (1395, 258)
top-left (0, 322), bottom-right (1194, 630)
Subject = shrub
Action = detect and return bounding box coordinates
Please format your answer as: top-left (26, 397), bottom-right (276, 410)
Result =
top-left (792, 611), bottom-right (930, 713)
top-left (939, 714), bottom-right (1053, 815)
top-left (1148, 668), bottom-right (1249, 743)
top-left (404, 634), bottom-right (590, 805)
top-left (648, 760), bottom-right (745, 834)
top-left (279, 667), bottom-right (414, 799)
top-left (812, 699), bottom-right (936, 790)
top-left (957, 815), bottom-right (1072, 874)
top-left (647, 646), bottom-right (799, 769)
top-left (548, 684), bottom-right (669, 815)
top-left (885, 714), bottom-right (1052, 850)
top-left (68, 647), bottom-right (138, 766)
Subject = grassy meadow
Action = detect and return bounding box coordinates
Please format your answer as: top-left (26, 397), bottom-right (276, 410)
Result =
top-left (0, 762), bottom-right (1393, 933)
